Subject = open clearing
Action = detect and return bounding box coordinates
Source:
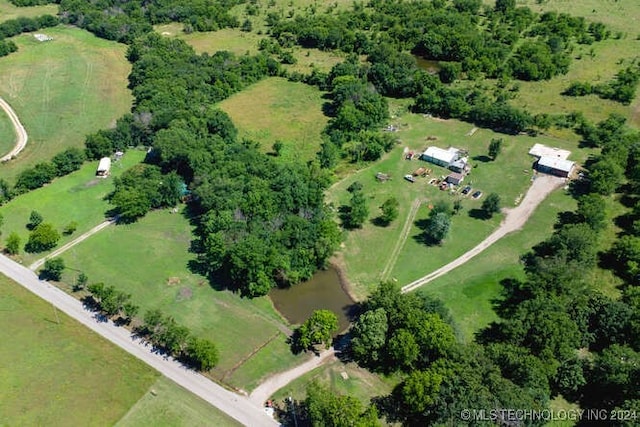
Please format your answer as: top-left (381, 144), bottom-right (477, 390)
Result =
top-left (0, 274), bottom-right (158, 425)
top-left (0, 150), bottom-right (146, 266)
top-left (328, 110), bottom-right (584, 298)
top-left (219, 77), bottom-right (328, 163)
top-left (0, 25), bottom-right (132, 182)
top-left (0, 0), bottom-right (57, 22)
top-left (155, 23), bottom-right (263, 56)
top-left (63, 208), bottom-right (303, 392)
top-left (115, 376), bottom-right (240, 427)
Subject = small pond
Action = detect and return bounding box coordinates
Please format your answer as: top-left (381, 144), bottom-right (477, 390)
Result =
top-left (269, 266), bottom-right (354, 332)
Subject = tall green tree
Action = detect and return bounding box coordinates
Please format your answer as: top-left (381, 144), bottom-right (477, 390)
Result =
top-left (425, 212), bottom-right (451, 244)
top-left (481, 193), bottom-right (501, 218)
top-left (488, 138), bottom-right (503, 160)
top-left (25, 223), bottom-right (60, 253)
top-left (41, 258), bottom-right (65, 281)
top-left (5, 232), bottom-right (20, 255)
top-left (350, 308), bottom-right (388, 366)
top-left (379, 197), bottom-right (399, 225)
top-left (347, 188), bottom-right (369, 229)
top-left (295, 309), bottom-right (339, 351)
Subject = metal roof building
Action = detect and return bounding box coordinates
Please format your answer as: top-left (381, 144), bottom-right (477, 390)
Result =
top-left (536, 156), bottom-right (575, 177)
top-left (421, 146), bottom-right (460, 167)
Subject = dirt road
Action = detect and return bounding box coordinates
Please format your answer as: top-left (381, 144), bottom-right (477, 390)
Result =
top-left (401, 174), bottom-right (565, 293)
top-left (0, 96), bottom-right (28, 162)
top-left (0, 255), bottom-right (278, 426)
top-left (30, 218), bottom-right (116, 270)
top-left (249, 347), bottom-right (336, 405)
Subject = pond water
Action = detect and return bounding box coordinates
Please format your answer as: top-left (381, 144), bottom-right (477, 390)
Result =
top-left (269, 267), bottom-right (355, 332)
top-left (415, 57), bottom-right (441, 74)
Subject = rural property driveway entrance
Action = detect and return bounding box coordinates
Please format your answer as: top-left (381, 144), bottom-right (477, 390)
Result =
top-left (0, 254), bottom-right (278, 427)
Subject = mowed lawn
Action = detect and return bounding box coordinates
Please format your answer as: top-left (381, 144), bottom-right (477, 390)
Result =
top-left (328, 110), bottom-right (585, 298)
top-left (115, 377), bottom-right (240, 427)
top-left (0, 274), bottom-right (158, 426)
top-left (0, 0), bottom-right (57, 22)
top-left (419, 189), bottom-right (576, 341)
top-left (219, 77), bottom-right (328, 163)
top-left (0, 150), bottom-right (146, 266)
top-left (63, 208), bottom-right (302, 392)
top-left (0, 25), bottom-right (132, 183)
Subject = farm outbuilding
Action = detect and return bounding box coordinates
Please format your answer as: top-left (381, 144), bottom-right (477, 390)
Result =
top-left (449, 157), bottom-right (468, 174)
top-left (528, 144), bottom-right (575, 178)
top-left (96, 157), bottom-right (111, 177)
top-left (536, 156), bottom-right (575, 178)
top-left (445, 172), bottom-right (464, 185)
top-left (421, 146), bottom-right (460, 167)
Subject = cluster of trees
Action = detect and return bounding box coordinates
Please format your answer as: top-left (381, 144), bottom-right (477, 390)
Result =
top-left (341, 181), bottom-right (369, 229)
top-left (138, 309), bottom-right (219, 371)
top-left (87, 282), bottom-right (139, 323)
top-left (12, 147), bottom-right (85, 194)
top-left (564, 64), bottom-right (640, 105)
top-left (292, 309), bottom-right (338, 353)
top-left (57, 0), bottom-right (242, 43)
top-left (0, 14), bottom-right (58, 58)
top-left (83, 34), bottom-right (341, 297)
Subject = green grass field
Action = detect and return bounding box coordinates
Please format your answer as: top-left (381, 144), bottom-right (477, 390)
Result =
top-left (62, 207), bottom-right (303, 392)
top-left (271, 359), bottom-right (397, 407)
top-left (0, 25), bottom-right (132, 183)
top-left (0, 0), bottom-right (57, 22)
top-left (0, 274), bottom-right (159, 426)
top-left (155, 23), bottom-right (264, 56)
top-left (328, 108), bottom-right (589, 298)
top-left (0, 103), bottom-right (15, 156)
top-left (0, 150), bottom-right (146, 265)
top-left (219, 77), bottom-right (327, 163)
top-left (115, 377), bottom-right (241, 427)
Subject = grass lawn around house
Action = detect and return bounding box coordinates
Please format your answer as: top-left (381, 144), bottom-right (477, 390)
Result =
top-left (62, 207), bottom-right (304, 392)
top-left (0, 150), bottom-right (146, 266)
top-left (0, 274), bottom-right (159, 426)
top-left (115, 376), bottom-right (241, 427)
top-left (0, 25), bottom-right (132, 183)
top-left (271, 359), bottom-right (397, 408)
top-left (328, 109), bottom-right (587, 298)
top-left (0, 0), bottom-right (58, 22)
top-left (219, 77), bottom-right (328, 163)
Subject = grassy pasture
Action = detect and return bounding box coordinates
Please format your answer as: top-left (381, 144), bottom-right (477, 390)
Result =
top-left (0, 150), bottom-right (146, 265)
top-left (155, 23), bottom-right (264, 56)
top-left (115, 377), bottom-right (240, 427)
top-left (328, 107), bottom-right (585, 298)
top-left (0, 25), bottom-right (132, 183)
top-left (0, 103), bottom-right (15, 156)
top-left (0, 274), bottom-right (158, 426)
top-left (0, 0), bottom-right (57, 22)
top-left (62, 207), bottom-right (303, 392)
top-left (219, 77), bottom-right (328, 163)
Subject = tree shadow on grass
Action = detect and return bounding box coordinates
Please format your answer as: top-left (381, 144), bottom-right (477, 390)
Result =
top-left (370, 216), bottom-right (390, 227)
top-left (468, 208), bottom-right (491, 220)
top-left (472, 155), bottom-right (491, 163)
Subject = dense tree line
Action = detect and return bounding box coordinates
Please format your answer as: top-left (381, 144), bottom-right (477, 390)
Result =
top-left (87, 34), bottom-right (341, 297)
top-left (12, 147), bottom-right (85, 194)
top-left (57, 0), bottom-right (242, 43)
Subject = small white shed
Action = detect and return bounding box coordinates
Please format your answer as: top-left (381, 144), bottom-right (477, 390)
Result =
top-left (96, 157), bottom-right (111, 177)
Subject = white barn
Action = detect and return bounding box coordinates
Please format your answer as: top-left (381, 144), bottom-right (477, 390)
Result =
top-left (96, 157), bottom-right (111, 177)
top-left (421, 146), bottom-right (460, 167)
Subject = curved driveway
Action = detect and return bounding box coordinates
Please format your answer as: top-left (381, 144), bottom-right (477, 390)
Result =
top-left (0, 96), bottom-right (28, 162)
top-left (0, 254), bottom-right (278, 426)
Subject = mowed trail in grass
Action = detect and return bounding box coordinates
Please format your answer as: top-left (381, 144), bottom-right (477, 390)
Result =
top-left (0, 26), bottom-right (132, 182)
top-left (115, 377), bottom-right (240, 427)
top-left (219, 77), bottom-right (327, 163)
top-left (0, 150), bottom-right (146, 266)
top-left (0, 274), bottom-right (158, 426)
top-left (0, 0), bottom-right (57, 22)
top-left (328, 110), bottom-right (584, 298)
top-left (63, 208), bottom-right (302, 392)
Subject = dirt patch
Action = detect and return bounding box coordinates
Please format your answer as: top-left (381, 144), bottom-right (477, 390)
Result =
top-left (167, 277), bottom-right (181, 286)
top-left (177, 287), bottom-right (193, 301)
top-left (83, 179), bottom-right (100, 188)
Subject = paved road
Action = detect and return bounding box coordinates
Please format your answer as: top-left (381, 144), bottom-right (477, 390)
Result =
top-left (0, 96), bottom-right (28, 162)
top-left (402, 174), bottom-right (565, 293)
top-left (30, 219), bottom-right (116, 270)
top-left (0, 254), bottom-right (278, 426)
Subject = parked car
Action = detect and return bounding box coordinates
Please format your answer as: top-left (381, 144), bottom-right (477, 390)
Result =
top-left (404, 174), bottom-right (416, 183)
top-left (462, 185), bottom-right (472, 195)
top-left (472, 191), bottom-right (483, 199)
